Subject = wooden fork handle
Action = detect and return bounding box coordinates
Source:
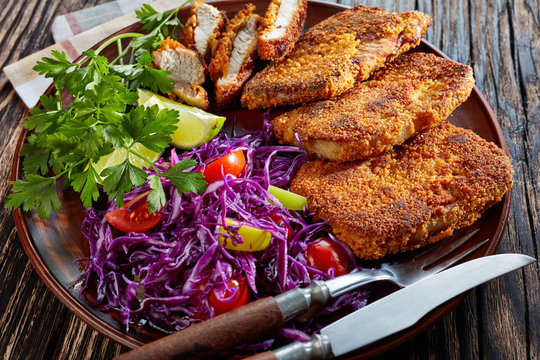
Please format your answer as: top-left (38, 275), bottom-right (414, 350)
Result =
top-left (114, 296), bottom-right (283, 360)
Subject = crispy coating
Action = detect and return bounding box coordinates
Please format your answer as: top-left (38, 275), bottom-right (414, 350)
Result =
top-left (291, 122), bottom-right (513, 260)
top-left (258, 0), bottom-right (308, 61)
top-left (152, 38), bottom-right (209, 109)
top-left (208, 4), bottom-right (257, 81)
top-left (246, 31), bottom-right (361, 109)
top-left (179, 0), bottom-right (227, 65)
top-left (272, 52), bottom-right (475, 161)
top-left (178, 0), bottom-right (203, 48)
top-left (208, 4), bottom-right (261, 109)
top-left (241, 5), bottom-right (431, 110)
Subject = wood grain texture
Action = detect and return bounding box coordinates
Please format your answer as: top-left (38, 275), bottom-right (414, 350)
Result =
top-left (115, 297), bottom-right (284, 360)
top-left (0, 1), bottom-right (538, 360)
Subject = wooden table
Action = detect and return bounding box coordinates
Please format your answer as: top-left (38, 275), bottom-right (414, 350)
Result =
top-left (0, 0), bottom-right (538, 359)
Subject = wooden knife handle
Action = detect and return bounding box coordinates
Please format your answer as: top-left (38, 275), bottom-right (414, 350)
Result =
top-left (245, 351), bottom-right (278, 360)
top-left (114, 296), bottom-right (284, 360)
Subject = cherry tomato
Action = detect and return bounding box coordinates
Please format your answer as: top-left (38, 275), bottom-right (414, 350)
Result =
top-left (105, 191), bottom-right (162, 233)
top-left (190, 281), bottom-right (210, 320)
top-left (270, 214), bottom-right (294, 243)
top-left (305, 237), bottom-right (352, 277)
top-left (202, 150), bottom-right (246, 184)
top-left (208, 277), bottom-right (250, 315)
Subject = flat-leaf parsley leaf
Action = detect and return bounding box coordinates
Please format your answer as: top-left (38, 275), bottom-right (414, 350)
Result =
top-left (6, 1), bottom-right (209, 218)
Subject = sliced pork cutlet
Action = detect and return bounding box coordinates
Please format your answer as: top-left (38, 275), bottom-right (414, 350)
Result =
top-left (179, 0), bottom-right (227, 64)
top-left (241, 5), bottom-right (432, 110)
top-left (258, 0), bottom-right (308, 61)
top-left (208, 4), bottom-right (261, 109)
top-left (291, 122), bottom-right (513, 260)
top-left (152, 38), bottom-right (209, 109)
top-left (272, 52), bottom-right (475, 162)
top-left (309, 7), bottom-right (432, 81)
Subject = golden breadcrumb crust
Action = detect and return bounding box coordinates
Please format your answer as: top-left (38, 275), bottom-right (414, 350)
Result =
top-left (245, 31), bottom-right (361, 109)
top-left (214, 69), bottom-right (254, 109)
top-left (177, 0), bottom-right (203, 47)
top-left (206, 22), bottom-right (227, 66)
top-left (291, 122), bottom-right (513, 260)
top-left (178, 0), bottom-right (227, 65)
top-left (209, 4), bottom-right (261, 109)
top-left (154, 37), bottom-right (186, 52)
top-left (152, 38), bottom-right (209, 109)
top-left (258, 0), bottom-right (308, 61)
top-left (308, 6), bottom-right (432, 81)
top-left (171, 84), bottom-right (209, 109)
top-left (272, 52), bottom-right (475, 161)
top-left (241, 5), bottom-right (431, 110)
top-left (208, 4), bottom-right (258, 82)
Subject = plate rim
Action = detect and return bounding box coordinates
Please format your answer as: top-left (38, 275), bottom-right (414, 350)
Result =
top-left (10, 0), bottom-right (513, 357)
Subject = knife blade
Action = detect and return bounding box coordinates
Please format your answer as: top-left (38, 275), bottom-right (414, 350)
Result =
top-left (249, 254), bottom-right (535, 360)
top-left (115, 252), bottom-right (424, 360)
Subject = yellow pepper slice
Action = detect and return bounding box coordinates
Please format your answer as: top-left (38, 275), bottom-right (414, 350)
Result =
top-left (218, 218), bottom-right (271, 252)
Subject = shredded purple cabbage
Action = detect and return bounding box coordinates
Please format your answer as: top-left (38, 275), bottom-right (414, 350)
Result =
top-left (81, 121), bottom-right (368, 348)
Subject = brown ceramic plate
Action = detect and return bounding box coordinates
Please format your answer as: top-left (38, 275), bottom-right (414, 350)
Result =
top-left (11, 1), bottom-right (511, 358)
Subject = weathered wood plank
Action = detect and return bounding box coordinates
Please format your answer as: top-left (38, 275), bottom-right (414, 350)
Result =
top-left (467, 1), bottom-right (539, 360)
top-left (503, 1), bottom-right (540, 359)
top-left (0, 1), bottom-right (537, 360)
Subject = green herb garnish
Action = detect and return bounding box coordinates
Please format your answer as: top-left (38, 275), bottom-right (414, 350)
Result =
top-left (6, 2), bottom-right (206, 218)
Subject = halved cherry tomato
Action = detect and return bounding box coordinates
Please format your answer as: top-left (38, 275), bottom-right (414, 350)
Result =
top-left (305, 237), bottom-right (352, 277)
top-left (202, 150), bottom-right (246, 184)
top-left (104, 191), bottom-right (162, 233)
top-left (190, 280), bottom-right (211, 320)
top-left (270, 214), bottom-right (294, 243)
top-left (208, 276), bottom-right (250, 315)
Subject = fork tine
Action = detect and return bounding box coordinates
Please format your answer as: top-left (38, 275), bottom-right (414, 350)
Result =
top-left (413, 228), bottom-right (480, 264)
top-left (422, 237), bottom-right (489, 274)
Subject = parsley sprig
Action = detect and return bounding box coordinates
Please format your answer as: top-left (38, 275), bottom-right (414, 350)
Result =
top-left (6, 2), bottom-right (207, 218)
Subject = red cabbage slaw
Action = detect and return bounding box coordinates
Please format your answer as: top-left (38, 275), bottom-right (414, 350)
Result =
top-left (81, 121), bottom-right (368, 348)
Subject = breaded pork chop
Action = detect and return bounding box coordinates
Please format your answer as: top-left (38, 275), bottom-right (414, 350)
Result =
top-left (258, 0), bottom-right (308, 61)
top-left (241, 5), bottom-right (431, 110)
top-left (208, 4), bottom-right (261, 109)
top-left (179, 0), bottom-right (227, 64)
top-left (272, 52), bottom-right (475, 161)
top-left (152, 38), bottom-right (209, 109)
top-left (291, 122), bottom-right (513, 260)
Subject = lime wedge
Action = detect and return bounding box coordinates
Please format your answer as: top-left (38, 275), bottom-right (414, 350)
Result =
top-left (92, 142), bottom-right (161, 182)
top-left (219, 218), bottom-right (272, 252)
top-left (137, 87), bottom-right (155, 104)
top-left (137, 89), bottom-right (226, 149)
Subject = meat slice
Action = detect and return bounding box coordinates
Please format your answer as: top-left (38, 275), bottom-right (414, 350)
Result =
top-left (241, 5), bottom-right (432, 110)
top-left (152, 38), bottom-right (209, 109)
top-left (179, 0), bottom-right (227, 64)
top-left (208, 4), bottom-right (261, 109)
top-left (308, 6), bottom-right (432, 81)
top-left (272, 52), bottom-right (475, 162)
top-left (291, 122), bottom-right (513, 260)
top-left (258, 0), bottom-right (308, 61)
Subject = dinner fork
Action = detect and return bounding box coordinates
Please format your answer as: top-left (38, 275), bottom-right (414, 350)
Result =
top-left (337, 227), bottom-right (484, 292)
top-left (115, 228), bottom-right (486, 360)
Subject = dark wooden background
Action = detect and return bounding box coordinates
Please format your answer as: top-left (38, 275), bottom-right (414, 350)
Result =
top-left (0, 0), bottom-right (538, 359)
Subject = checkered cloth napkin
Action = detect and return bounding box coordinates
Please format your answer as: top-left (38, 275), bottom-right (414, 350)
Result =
top-left (2, 0), bottom-right (187, 108)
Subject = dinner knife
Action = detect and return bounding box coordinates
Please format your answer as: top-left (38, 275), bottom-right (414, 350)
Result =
top-left (246, 253), bottom-right (535, 360)
top-left (115, 253), bottom-right (534, 360)
top-left (115, 257), bottom-right (428, 360)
